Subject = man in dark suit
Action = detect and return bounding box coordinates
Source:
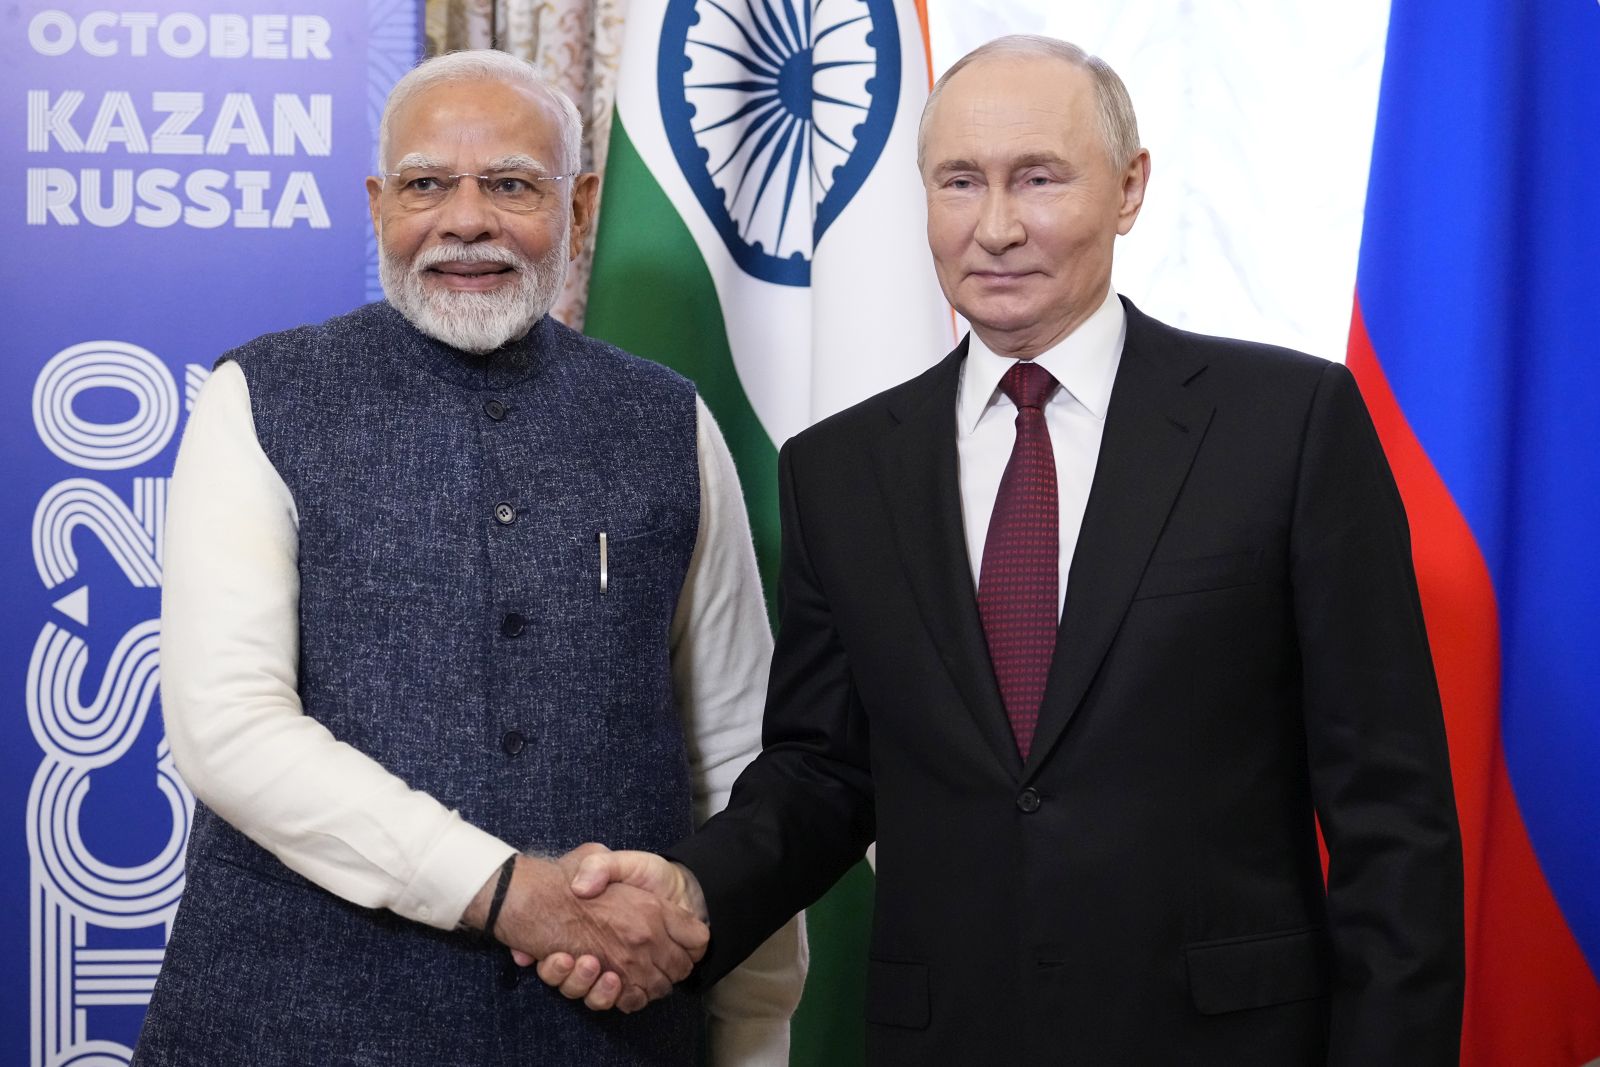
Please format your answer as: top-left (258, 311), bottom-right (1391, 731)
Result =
top-left (540, 34), bottom-right (1464, 1064)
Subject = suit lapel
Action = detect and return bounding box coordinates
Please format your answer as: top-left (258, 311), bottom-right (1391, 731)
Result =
top-left (1022, 302), bottom-right (1216, 777)
top-left (874, 340), bottom-right (1024, 779)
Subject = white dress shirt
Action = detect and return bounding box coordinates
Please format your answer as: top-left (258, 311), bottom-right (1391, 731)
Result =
top-left (161, 360), bottom-right (804, 1065)
top-left (956, 288), bottom-right (1127, 615)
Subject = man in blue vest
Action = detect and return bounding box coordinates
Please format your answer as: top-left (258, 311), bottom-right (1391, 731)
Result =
top-left (135, 50), bottom-right (803, 1066)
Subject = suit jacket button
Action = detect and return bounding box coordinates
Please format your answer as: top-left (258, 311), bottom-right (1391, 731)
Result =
top-left (484, 399), bottom-right (508, 421)
top-left (501, 730), bottom-right (526, 756)
top-left (500, 612), bottom-right (525, 638)
top-left (494, 502), bottom-right (516, 525)
top-left (1017, 788), bottom-right (1042, 813)
top-left (499, 958), bottom-right (521, 989)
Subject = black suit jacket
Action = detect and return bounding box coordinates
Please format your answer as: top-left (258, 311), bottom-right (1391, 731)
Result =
top-left (668, 300), bottom-right (1463, 1064)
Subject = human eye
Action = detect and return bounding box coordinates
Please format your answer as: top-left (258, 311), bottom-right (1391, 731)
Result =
top-left (482, 173), bottom-right (549, 209)
top-left (944, 175), bottom-right (978, 191)
top-left (488, 174), bottom-right (535, 195)
top-left (401, 172), bottom-right (445, 192)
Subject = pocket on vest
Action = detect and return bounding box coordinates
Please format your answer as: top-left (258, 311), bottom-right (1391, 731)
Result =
top-left (598, 526), bottom-right (682, 604)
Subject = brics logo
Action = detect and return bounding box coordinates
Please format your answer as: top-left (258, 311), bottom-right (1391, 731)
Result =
top-left (25, 341), bottom-right (200, 1066)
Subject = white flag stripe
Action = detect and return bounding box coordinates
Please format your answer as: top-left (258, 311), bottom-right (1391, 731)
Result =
top-left (809, 7), bottom-right (952, 422)
top-left (616, 0), bottom-right (951, 448)
top-left (615, 8), bottom-right (813, 443)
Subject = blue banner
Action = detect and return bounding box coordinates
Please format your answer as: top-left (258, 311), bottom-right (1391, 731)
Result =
top-left (1, 3), bottom-right (420, 1061)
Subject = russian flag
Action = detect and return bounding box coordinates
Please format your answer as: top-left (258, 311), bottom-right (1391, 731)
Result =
top-left (1349, 1), bottom-right (1600, 1062)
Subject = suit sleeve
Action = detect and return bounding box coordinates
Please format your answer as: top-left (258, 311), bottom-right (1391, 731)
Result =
top-left (1290, 360), bottom-right (1465, 1065)
top-left (665, 436), bottom-right (877, 985)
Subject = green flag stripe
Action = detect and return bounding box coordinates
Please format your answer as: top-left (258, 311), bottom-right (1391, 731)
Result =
top-left (788, 861), bottom-right (874, 1067)
top-left (585, 114), bottom-right (874, 1067)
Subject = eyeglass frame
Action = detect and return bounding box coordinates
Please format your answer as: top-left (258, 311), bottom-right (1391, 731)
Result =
top-left (379, 169), bottom-right (581, 212)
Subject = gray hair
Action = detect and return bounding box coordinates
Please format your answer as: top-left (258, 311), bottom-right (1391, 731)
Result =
top-left (918, 35), bottom-right (1141, 171)
top-left (378, 49), bottom-right (583, 174)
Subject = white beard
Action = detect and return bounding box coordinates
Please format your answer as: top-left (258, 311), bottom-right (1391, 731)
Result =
top-left (379, 220), bottom-right (570, 354)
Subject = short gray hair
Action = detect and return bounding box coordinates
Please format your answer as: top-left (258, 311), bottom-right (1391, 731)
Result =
top-left (918, 35), bottom-right (1141, 171)
top-left (378, 49), bottom-right (583, 174)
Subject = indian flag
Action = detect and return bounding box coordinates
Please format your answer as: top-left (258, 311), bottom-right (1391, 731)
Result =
top-left (584, 0), bottom-right (947, 1059)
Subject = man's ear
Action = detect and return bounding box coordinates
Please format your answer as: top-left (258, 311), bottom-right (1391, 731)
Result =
top-left (365, 175), bottom-right (383, 240)
top-left (569, 173), bottom-right (601, 258)
top-left (1117, 149), bottom-right (1151, 236)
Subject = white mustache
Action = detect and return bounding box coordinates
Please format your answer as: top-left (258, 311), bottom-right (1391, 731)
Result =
top-left (413, 245), bottom-right (526, 271)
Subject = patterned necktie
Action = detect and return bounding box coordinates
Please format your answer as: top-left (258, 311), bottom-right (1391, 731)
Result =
top-left (977, 360), bottom-right (1060, 759)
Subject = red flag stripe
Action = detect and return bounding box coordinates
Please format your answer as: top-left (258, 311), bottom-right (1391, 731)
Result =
top-left (1347, 297), bottom-right (1600, 1065)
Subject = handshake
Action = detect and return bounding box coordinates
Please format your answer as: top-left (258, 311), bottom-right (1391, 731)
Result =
top-left (466, 844), bottom-right (709, 1013)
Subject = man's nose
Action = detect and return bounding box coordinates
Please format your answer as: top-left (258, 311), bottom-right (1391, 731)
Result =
top-left (974, 188), bottom-right (1025, 254)
top-left (434, 177), bottom-right (500, 242)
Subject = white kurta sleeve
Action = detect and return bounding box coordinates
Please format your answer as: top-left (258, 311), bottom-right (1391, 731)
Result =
top-left (160, 361), bottom-right (513, 930)
top-left (671, 396), bottom-right (809, 1066)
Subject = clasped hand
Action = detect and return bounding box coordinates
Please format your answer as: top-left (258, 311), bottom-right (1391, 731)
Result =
top-left (483, 844), bottom-right (708, 1013)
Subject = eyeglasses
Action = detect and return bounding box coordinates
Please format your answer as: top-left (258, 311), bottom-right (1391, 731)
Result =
top-left (381, 169), bottom-right (578, 213)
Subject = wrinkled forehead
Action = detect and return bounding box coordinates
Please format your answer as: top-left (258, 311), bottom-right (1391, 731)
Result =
top-left (386, 79), bottom-right (564, 170)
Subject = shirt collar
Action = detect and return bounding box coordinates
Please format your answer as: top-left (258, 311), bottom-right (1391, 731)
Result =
top-left (957, 287), bottom-right (1126, 435)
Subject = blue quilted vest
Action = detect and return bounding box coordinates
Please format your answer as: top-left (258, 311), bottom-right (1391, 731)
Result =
top-left (136, 303), bottom-right (703, 1065)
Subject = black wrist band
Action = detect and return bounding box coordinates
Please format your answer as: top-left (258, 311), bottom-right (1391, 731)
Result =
top-left (483, 854), bottom-right (516, 943)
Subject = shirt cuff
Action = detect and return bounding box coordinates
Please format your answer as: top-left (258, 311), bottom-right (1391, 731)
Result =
top-left (709, 1017), bottom-right (792, 1067)
top-left (392, 813), bottom-right (516, 930)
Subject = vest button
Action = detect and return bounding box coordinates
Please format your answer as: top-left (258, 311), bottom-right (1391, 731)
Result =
top-left (1016, 788), bottom-right (1042, 813)
top-left (494, 502), bottom-right (516, 525)
top-left (501, 730), bottom-right (526, 756)
top-left (500, 612), bottom-right (525, 638)
top-left (484, 399), bottom-right (507, 421)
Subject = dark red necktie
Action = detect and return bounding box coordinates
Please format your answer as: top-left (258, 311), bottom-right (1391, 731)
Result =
top-left (977, 361), bottom-right (1060, 759)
